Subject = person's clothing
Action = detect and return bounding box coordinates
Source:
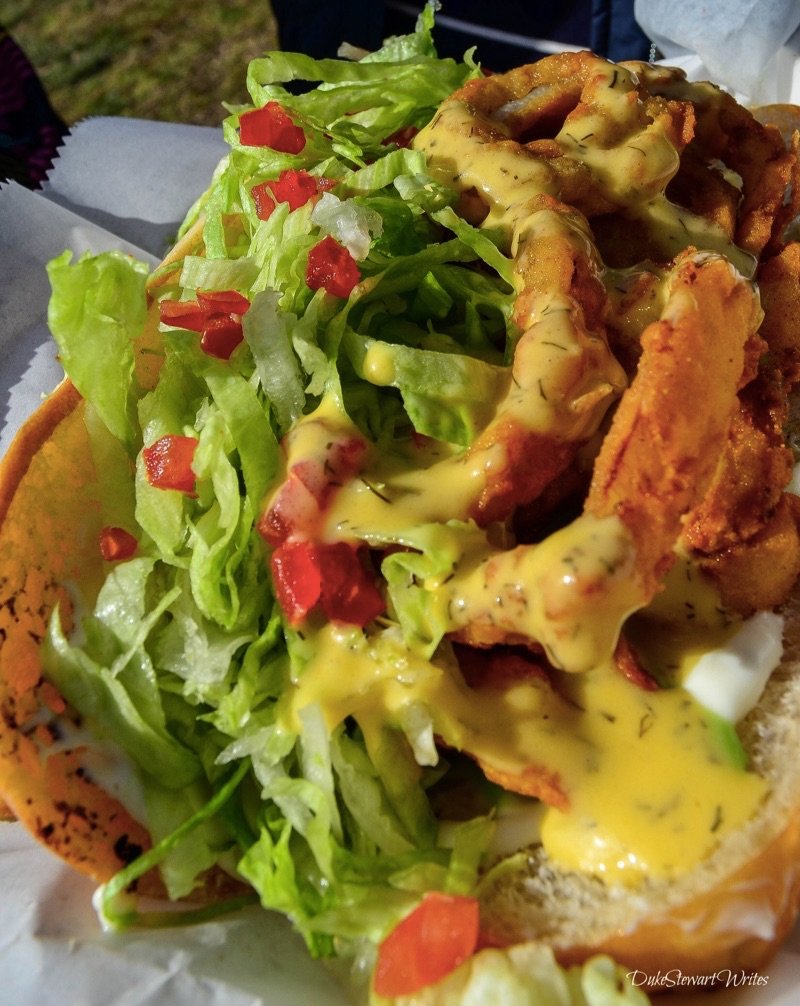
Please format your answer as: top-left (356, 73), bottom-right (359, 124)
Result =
top-left (592, 0), bottom-right (651, 62)
top-left (270, 0), bottom-right (386, 59)
top-left (271, 0), bottom-right (652, 69)
top-left (0, 28), bottom-right (67, 188)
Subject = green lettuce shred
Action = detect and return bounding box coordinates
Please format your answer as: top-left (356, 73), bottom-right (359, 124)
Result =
top-left (40, 7), bottom-right (655, 1005)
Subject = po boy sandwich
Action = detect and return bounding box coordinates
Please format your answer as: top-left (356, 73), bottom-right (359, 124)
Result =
top-left (3, 8), bottom-right (800, 1003)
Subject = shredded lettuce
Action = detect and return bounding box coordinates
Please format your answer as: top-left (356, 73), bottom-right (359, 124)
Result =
top-left (346, 332), bottom-right (509, 445)
top-left (40, 2), bottom-right (510, 959)
top-left (38, 8), bottom-right (656, 1004)
top-left (370, 946), bottom-right (650, 1006)
top-left (46, 249), bottom-right (149, 450)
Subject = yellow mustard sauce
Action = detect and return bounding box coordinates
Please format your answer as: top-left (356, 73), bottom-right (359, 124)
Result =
top-left (550, 59), bottom-right (755, 276)
top-left (623, 554), bottom-right (739, 683)
top-left (442, 513), bottom-right (646, 672)
top-left (414, 57), bottom-right (754, 277)
top-left (413, 99), bottom-right (557, 238)
top-left (269, 55), bottom-right (773, 886)
top-left (279, 620), bottom-right (768, 885)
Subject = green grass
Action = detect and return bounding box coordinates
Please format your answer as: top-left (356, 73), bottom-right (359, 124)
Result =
top-left (1, 0), bottom-right (280, 126)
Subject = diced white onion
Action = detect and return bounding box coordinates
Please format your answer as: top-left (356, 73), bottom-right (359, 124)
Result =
top-left (682, 610), bottom-right (784, 722)
top-left (311, 192), bottom-right (382, 260)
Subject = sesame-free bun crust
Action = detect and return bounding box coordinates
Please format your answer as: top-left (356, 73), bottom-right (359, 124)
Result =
top-left (0, 378), bottom-right (160, 885)
top-left (477, 592), bottom-right (800, 980)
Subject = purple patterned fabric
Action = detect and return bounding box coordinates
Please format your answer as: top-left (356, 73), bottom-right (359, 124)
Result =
top-left (0, 28), bottom-right (67, 187)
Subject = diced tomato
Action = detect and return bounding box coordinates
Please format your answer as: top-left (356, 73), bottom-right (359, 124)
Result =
top-left (200, 315), bottom-right (244, 360)
top-left (293, 436), bottom-right (366, 503)
top-left (160, 290), bottom-right (250, 360)
top-left (257, 473), bottom-right (320, 546)
top-left (270, 540), bottom-right (384, 626)
top-left (196, 289), bottom-right (251, 316)
top-left (257, 435), bottom-right (367, 546)
top-left (317, 542), bottom-right (385, 625)
top-left (239, 102), bottom-right (306, 153)
top-left (158, 299), bottom-right (206, 332)
top-left (252, 169), bottom-right (328, 220)
top-left (142, 435), bottom-right (199, 494)
top-left (373, 892), bottom-right (480, 997)
top-left (270, 540), bottom-right (323, 625)
top-left (99, 526), bottom-right (138, 562)
top-left (251, 182), bottom-right (277, 220)
top-left (306, 236), bottom-right (361, 298)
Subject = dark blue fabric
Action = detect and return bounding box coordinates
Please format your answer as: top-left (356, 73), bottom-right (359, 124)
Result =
top-left (271, 1), bottom-right (653, 70)
top-left (271, 0), bottom-right (386, 58)
top-left (590, 0), bottom-right (650, 61)
top-left (383, 0), bottom-right (595, 69)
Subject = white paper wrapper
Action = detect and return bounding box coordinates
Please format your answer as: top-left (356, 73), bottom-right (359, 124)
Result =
top-left (2, 75), bottom-right (800, 1005)
top-left (0, 823), bottom-right (348, 1006)
top-left (636, 0), bottom-right (800, 104)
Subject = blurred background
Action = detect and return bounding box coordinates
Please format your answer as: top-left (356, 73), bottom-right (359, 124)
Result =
top-left (1, 0), bottom-right (645, 129)
top-left (0, 0), bottom-right (280, 127)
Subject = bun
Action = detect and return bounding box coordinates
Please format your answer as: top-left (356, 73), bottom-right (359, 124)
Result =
top-left (474, 591), bottom-right (800, 979)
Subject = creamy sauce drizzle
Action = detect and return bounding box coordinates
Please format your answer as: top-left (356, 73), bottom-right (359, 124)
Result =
top-left (280, 622), bottom-right (767, 885)
top-left (269, 54), bottom-right (771, 886)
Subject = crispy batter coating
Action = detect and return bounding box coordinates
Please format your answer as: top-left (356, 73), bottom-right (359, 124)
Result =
top-left (632, 62), bottom-right (795, 256)
top-left (758, 242), bottom-right (800, 383)
top-left (467, 196), bottom-right (625, 525)
top-left (682, 376), bottom-right (794, 555)
top-left (699, 495), bottom-right (800, 616)
top-left (586, 251), bottom-right (763, 595)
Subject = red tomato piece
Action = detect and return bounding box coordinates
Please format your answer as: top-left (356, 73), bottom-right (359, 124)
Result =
top-left (239, 102), bottom-right (306, 153)
top-left (158, 299), bottom-right (206, 332)
top-left (99, 526), bottom-right (138, 562)
top-left (373, 893), bottom-right (480, 997)
top-left (160, 290), bottom-right (250, 360)
top-left (256, 473), bottom-right (320, 546)
top-left (196, 289), bottom-right (251, 316)
top-left (251, 182), bottom-right (278, 221)
top-left (317, 543), bottom-right (385, 625)
top-left (142, 435), bottom-right (199, 494)
top-left (200, 315), bottom-right (244, 360)
top-left (270, 540), bottom-right (322, 625)
top-left (252, 169), bottom-right (323, 220)
top-left (256, 435), bottom-right (367, 546)
top-left (269, 540), bottom-right (383, 627)
top-left (292, 436), bottom-right (367, 503)
top-left (306, 236), bottom-right (361, 298)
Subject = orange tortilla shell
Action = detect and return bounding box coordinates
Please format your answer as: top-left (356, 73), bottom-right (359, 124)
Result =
top-left (0, 379), bottom-right (158, 884)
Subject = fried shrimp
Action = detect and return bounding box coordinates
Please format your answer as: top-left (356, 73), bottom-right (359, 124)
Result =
top-left (444, 252), bottom-right (763, 671)
top-left (679, 242), bottom-right (800, 612)
top-left (463, 197), bottom-right (626, 524)
top-left (632, 62), bottom-right (796, 257)
top-left (584, 252), bottom-right (764, 596)
top-left (406, 53), bottom-right (771, 526)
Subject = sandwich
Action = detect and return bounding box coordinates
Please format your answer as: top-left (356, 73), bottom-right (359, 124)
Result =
top-left (2, 7), bottom-right (800, 1002)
